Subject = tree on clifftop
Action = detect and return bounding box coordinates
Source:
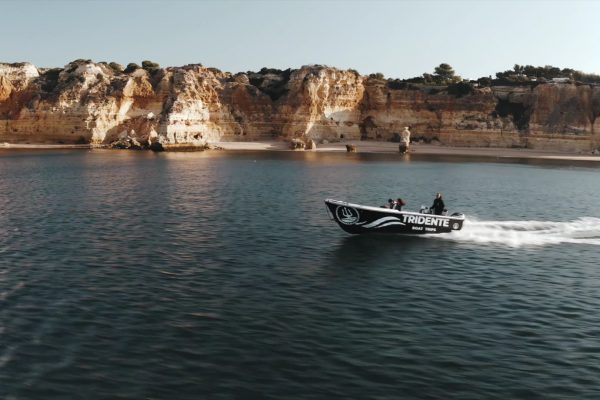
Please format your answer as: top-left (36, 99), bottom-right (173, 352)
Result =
top-left (433, 63), bottom-right (461, 84)
top-left (434, 63), bottom-right (455, 79)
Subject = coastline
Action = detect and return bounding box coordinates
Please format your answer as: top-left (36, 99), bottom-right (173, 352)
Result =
top-left (0, 143), bottom-right (93, 149)
top-left (212, 140), bottom-right (600, 162)
top-left (2, 140), bottom-right (600, 162)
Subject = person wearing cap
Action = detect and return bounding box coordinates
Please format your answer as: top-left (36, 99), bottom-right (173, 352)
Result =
top-left (430, 193), bottom-right (445, 215)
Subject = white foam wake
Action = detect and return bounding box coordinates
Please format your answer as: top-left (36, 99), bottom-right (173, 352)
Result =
top-left (438, 217), bottom-right (600, 247)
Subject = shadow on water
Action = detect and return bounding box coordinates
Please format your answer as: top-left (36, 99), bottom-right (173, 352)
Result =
top-left (329, 234), bottom-right (428, 266)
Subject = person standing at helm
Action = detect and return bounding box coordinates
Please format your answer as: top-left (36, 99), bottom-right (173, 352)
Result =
top-left (431, 193), bottom-right (445, 215)
top-left (399, 126), bottom-right (411, 154)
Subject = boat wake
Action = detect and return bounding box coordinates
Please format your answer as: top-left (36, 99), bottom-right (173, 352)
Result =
top-left (437, 217), bottom-right (600, 247)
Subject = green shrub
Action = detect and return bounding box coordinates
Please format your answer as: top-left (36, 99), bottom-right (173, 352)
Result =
top-left (368, 72), bottom-right (385, 80)
top-left (124, 63), bottom-right (140, 73)
top-left (447, 81), bottom-right (475, 97)
top-left (248, 68), bottom-right (292, 101)
top-left (40, 68), bottom-right (62, 92)
top-left (72, 59), bottom-right (92, 65)
top-left (386, 79), bottom-right (405, 90)
top-left (109, 62), bottom-right (124, 73)
top-left (476, 77), bottom-right (492, 87)
top-left (141, 60), bottom-right (160, 71)
top-left (572, 70), bottom-right (600, 83)
top-left (259, 67), bottom-right (284, 75)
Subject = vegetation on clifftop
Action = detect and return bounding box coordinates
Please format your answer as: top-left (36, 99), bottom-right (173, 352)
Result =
top-left (494, 64), bottom-right (600, 84)
top-left (246, 67), bottom-right (292, 101)
top-left (124, 63), bottom-right (140, 73)
top-left (369, 62), bottom-right (600, 97)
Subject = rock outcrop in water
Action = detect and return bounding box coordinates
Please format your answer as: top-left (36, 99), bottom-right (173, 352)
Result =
top-left (1, 60), bottom-right (600, 152)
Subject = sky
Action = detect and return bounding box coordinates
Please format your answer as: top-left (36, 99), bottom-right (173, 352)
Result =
top-left (2, 0), bottom-right (600, 80)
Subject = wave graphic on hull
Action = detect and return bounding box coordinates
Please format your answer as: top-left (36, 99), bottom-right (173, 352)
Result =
top-left (436, 217), bottom-right (600, 247)
top-left (359, 216), bottom-right (406, 229)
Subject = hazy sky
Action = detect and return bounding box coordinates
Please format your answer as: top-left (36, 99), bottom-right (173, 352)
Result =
top-left (2, 0), bottom-right (599, 79)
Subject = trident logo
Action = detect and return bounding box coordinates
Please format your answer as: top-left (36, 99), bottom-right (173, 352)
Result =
top-left (336, 206), bottom-right (359, 225)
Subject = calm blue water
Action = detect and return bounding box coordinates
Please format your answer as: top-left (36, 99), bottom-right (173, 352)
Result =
top-left (1, 149), bottom-right (600, 399)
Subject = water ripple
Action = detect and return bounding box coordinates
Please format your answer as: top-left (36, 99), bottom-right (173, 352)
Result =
top-left (1, 151), bottom-right (600, 399)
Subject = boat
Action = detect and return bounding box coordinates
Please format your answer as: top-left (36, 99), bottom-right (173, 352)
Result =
top-left (325, 198), bottom-right (465, 234)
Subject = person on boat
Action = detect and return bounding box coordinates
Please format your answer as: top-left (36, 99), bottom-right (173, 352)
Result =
top-left (386, 198), bottom-right (396, 209)
top-left (430, 193), bottom-right (445, 215)
top-left (395, 198), bottom-right (406, 211)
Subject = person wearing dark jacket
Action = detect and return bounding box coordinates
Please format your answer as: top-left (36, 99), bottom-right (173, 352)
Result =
top-left (431, 193), bottom-right (445, 215)
top-left (395, 198), bottom-right (406, 211)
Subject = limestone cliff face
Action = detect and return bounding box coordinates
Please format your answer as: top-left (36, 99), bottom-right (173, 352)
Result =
top-left (279, 66), bottom-right (364, 140)
top-left (1, 60), bottom-right (599, 152)
top-left (526, 84), bottom-right (600, 150)
top-left (361, 82), bottom-right (511, 146)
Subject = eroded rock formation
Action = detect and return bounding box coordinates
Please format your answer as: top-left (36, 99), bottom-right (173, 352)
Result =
top-left (1, 60), bottom-right (599, 152)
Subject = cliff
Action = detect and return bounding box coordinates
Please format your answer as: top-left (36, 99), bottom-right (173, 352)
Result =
top-left (1, 60), bottom-right (599, 152)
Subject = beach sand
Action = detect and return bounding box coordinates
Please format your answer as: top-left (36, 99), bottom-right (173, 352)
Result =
top-left (2, 140), bottom-right (600, 162)
top-left (214, 140), bottom-right (600, 162)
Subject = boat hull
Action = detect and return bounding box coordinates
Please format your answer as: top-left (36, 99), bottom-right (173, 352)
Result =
top-left (325, 199), bottom-right (465, 235)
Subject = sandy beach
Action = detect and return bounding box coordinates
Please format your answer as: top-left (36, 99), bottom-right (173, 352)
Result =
top-left (3, 140), bottom-right (600, 162)
top-left (213, 140), bottom-right (600, 162)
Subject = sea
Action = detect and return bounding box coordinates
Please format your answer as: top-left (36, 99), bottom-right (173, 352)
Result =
top-left (1, 149), bottom-right (600, 399)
